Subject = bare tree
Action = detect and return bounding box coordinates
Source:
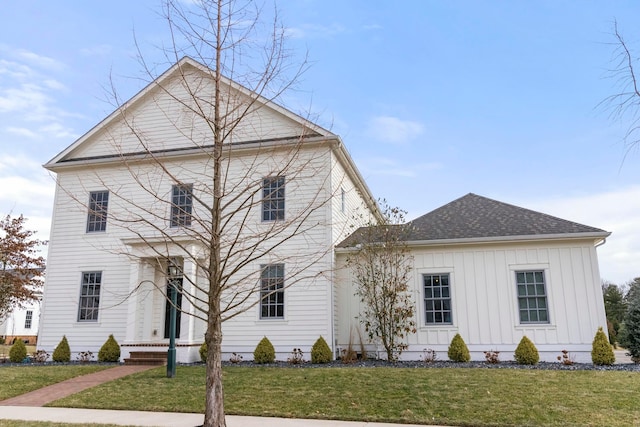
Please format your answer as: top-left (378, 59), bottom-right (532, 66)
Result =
top-left (604, 21), bottom-right (640, 158)
top-left (45, 1), bottom-right (373, 426)
top-left (0, 215), bottom-right (46, 320)
top-left (345, 202), bottom-right (416, 361)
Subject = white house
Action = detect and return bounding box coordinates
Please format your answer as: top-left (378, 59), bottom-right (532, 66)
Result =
top-left (0, 299), bottom-right (40, 346)
top-left (37, 57), bottom-right (378, 362)
top-left (38, 57), bottom-right (611, 363)
top-left (336, 193), bottom-right (611, 362)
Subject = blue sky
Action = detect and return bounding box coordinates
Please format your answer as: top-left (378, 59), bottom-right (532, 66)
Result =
top-left (0, 1), bottom-right (639, 284)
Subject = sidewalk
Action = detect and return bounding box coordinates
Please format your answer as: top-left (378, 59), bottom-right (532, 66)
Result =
top-left (0, 406), bottom-right (438, 427)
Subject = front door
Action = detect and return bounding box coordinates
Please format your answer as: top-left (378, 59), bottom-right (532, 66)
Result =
top-left (164, 279), bottom-right (182, 339)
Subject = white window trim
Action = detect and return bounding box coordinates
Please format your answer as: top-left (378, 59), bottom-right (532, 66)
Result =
top-left (509, 263), bottom-right (556, 329)
top-left (416, 267), bottom-right (456, 330)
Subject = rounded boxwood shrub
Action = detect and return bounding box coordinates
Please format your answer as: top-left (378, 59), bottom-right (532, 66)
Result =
top-left (447, 333), bottom-right (470, 362)
top-left (592, 326), bottom-right (615, 365)
top-left (514, 336), bottom-right (539, 365)
top-left (311, 336), bottom-right (332, 364)
top-left (9, 339), bottom-right (27, 363)
top-left (52, 335), bottom-right (71, 362)
top-left (200, 342), bottom-right (207, 362)
top-left (98, 334), bottom-right (121, 362)
top-left (253, 336), bottom-right (275, 364)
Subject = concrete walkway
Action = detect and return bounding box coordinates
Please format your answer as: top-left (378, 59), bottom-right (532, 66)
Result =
top-left (0, 364), bottom-right (435, 426)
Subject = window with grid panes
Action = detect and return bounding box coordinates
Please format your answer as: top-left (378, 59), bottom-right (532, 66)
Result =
top-left (260, 264), bottom-right (284, 319)
top-left (423, 273), bottom-right (452, 324)
top-left (78, 272), bottom-right (102, 322)
top-left (24, 310), bottom-right (33, 329)
top-left (170, 184), bottom-right (193, 227)
top-left (262, 177), bottom-right (285, 221)
top-left (516, 270), bottom-right (549, 323)
top-left (86, 191), bottom-right (109, 232)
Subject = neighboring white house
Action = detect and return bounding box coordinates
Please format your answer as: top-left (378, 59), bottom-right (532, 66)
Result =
top-left (37, 57), bottom-right (611, 363)
top-left (0, 299), bottom-right (40, 346)
top-left (37, 57), bottom-right (378, 362)
top-left (336, 193), bottom-right (611, 362)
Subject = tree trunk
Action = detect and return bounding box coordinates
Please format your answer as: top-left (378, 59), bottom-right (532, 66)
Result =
top-left (203, 306), bottom-right (225, 427)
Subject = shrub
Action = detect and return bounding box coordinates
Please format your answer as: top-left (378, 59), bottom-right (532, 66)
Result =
top-left (200, 342), bottom-right (207, 362)
top-left (77, 350), bottom-right (94, 363)
top-left (557, 349), bottom-right (575, 365)
top-left (420, 348), bottom-right (438, 364)
top-left (623, 290), bottom-right (640, 363)
top-left (591, 327), bottom-right (615, 365)
top-left (447, 333), bottom-right (470, 362)
top-left (9, 339), bottom-right (27, 363)
top-left (311, 336), bottom-right (332, 364)
top-left (287, 348), bottom-right (304, 364)
top-left (514, 336), bottom-right (539, 365)
top-left (484, 350), bottom-right (500, 364)
top-left (229, 352), bottom-right (243, 363)
top-left (98, 334), bottom-right (120, 362)
top-left (253, 336), bottom-right (275, 364)
top-left (33, 350), bottom-right (49, 363)
top-left (52, 335), bottom-right (71, 362)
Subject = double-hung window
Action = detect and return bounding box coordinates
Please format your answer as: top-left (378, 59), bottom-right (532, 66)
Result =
top-left (262, 176), bottom-right (285, 221)
top-left (170, 184), bottom-right (193, 227)
top-left (78, 271), bottom-right (102, 322)
top-left (423, 273), bottom-right (452, 324)
top-left (24, 310), bottom-right (33, 329)
top-left (516, 270), bottom-right (549, 323)
top-left (260, 264), bottom-right (284, 319)
top-left (86, 191), bottom-right (109, 232)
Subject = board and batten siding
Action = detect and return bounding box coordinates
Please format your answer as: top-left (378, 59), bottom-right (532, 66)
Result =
top-left (335, 239), bottom-right (607, 362)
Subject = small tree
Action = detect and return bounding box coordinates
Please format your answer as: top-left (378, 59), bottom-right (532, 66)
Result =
top-left (346, 201), bottom-right (416, 361)
top-left (514, 336), bottom-right (539, 365)
top-left (591, 326), bottom-right (615, 365)
top-left (98, 334), bottom-right (121, 362)
top-left (447, 333), bottom-right (470, 362)
top-left (9, 339), bottom-right (27, 363)
top-left (52, 335), bottom-right (71, 362)
top-left (0, 215), bottom-right (46, 320)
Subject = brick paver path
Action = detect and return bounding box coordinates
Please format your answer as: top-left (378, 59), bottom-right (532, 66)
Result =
top-left (0, 365), bottom-right (157, 407)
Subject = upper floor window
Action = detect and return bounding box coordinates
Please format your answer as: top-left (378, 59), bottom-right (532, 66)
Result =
top-left (78, 271), bottom-right (102, 322)
top-left (170, 184), bottom-right (193, 227)
top-left (86, 191), bottom-right (109, 232)
top-left (516, 270), bottom-right (549, 324)
top-left (262, 176), bottom-right (285, 221)
top-left (24, 310), bottom-right (33, 329)
top-left (423, 273), bottom-right (452, 324)
top-left (260, 264), bottom-right (284, 319)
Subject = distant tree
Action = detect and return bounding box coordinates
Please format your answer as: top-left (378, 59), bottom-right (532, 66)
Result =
top-left (602, 280), bottom-right (628, 344)
top-left (621, 277), bottom-right (640, 362)
top-left (0, 215), bottom-right (46, 320)
top-left (346, 201), bottom-right (417, 361)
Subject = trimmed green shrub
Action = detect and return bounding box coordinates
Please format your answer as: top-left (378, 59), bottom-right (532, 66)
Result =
top-left (591, 326), bottom-right (615, 365)
top-left (311, 336), bottom-right (333, 364)
top-left (98, 334), bottom-right (121, 362)
top-left (200, 342), bottom-right (207, 362)
top-left (447, 333), bottom-right (470, 362)
top-left (52, 335), bottom-right (71, 362)
top-left (253, 336), bottom-right (275, 364)
top-left (514, 336), bottom-right (539, 365)
top-left (9, 339), bottom-right (27, 363)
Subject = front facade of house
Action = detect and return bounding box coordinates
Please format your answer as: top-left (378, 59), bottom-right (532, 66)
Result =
top-left (335, 194), bottom-right (610, 362)
top-left (38, 58), bottom-right (611, 363)
top-left (37, 57), bottom-right (378, 362)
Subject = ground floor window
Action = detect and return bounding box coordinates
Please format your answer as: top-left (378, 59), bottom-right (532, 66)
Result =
top-left (78, 271), bottom-right (102, 322)
top-left (423, 273), bottom-right (452, 324)
top-left (24, 310), bottom-right (33, 329)
top-left (260, 264), bottom-right (284, 319)
top-left (516, 270), bottom-right (549, 323)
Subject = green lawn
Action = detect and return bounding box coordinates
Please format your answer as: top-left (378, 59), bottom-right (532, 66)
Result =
top-left (45, 365), bottom-right (640, 426)
top-left (0, 365), bottom-right (111, 400)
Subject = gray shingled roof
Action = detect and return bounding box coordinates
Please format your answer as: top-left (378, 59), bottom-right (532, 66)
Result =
top-left (338, 193), bottom-right (609, 248)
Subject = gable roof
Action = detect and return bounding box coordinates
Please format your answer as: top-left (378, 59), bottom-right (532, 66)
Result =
top-left (338, 193), bottom-right (610, 248)
top-left (44, 56), bottom-right (335, 168)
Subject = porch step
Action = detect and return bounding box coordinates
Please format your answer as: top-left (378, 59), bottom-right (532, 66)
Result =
top-left (124, 351), bottom-right (168, 366)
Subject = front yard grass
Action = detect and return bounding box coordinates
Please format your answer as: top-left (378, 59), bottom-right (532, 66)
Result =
top-left (49, 365), bottom-right (640, 426)
top-left (0, 365), bottom-right (111, 400)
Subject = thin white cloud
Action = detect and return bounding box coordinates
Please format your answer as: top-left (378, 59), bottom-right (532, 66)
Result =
top-left (6, 127), bottom-right (38, 139)
top-left (15, 49), bottom-right (65, 72)
top-left (79, 44), bottom-right (113, 57)
top-left (367, 116), bottom-right (425, 144)
top-left (285, 23), bottom-right (346, 39)
top-left (519, 186), bottom-right (640, 285)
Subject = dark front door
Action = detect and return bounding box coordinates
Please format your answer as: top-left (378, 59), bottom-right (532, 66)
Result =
top-left (164, 279), bottom-right (182, 339)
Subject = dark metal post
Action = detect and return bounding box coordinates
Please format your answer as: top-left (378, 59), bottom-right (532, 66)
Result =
top-left (167, 277), bottom-right (178, 378)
